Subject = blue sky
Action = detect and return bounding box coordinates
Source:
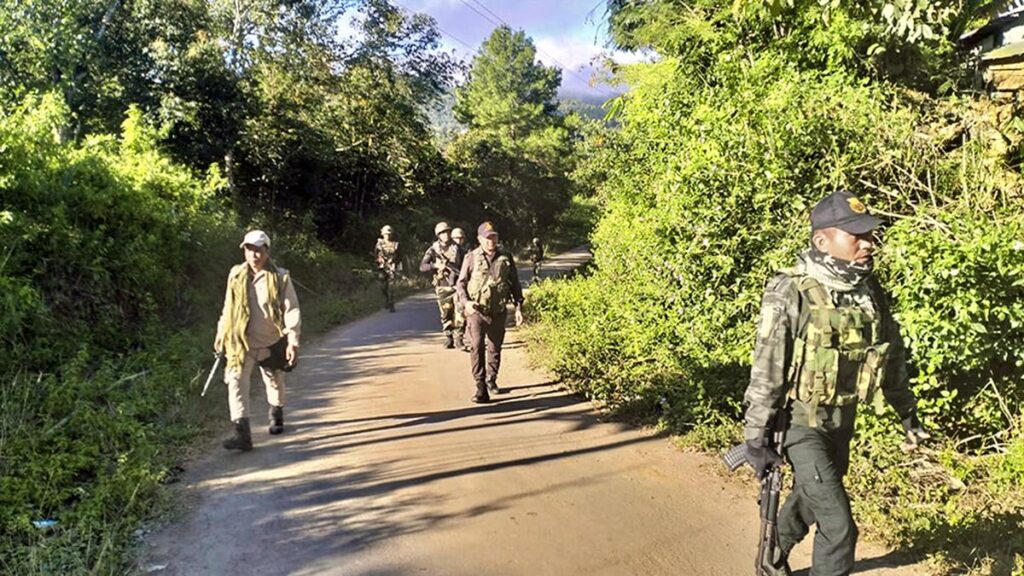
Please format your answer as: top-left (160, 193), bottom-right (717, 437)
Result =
top-left (341, 0), bottom-right (642, 101)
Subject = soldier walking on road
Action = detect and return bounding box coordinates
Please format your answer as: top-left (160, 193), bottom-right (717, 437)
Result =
top-left (451, 228), bottom-right (471, 351)
top-left (528, 237), bottom-right (545, 281)
top-left (214, 230), bottom-right (301, 451)
top-left (456, 222), bottom-right (525, 403)
top-left (742, 191), bottom-right (930, 575)
top-left (420, 221), bottom-right (465, 349)
top-left (374, 225), bottom-right (401, 312)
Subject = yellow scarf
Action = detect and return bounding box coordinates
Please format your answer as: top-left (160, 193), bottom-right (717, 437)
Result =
top-left (222, 262), bottom-right (284, 370)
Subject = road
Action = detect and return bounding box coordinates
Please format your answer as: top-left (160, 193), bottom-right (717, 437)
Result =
top-left (144, 246), bottom-right (929, 576)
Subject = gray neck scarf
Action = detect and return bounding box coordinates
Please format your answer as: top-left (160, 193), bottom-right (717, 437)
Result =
top-left (803, 247), bottom-right (873, 293)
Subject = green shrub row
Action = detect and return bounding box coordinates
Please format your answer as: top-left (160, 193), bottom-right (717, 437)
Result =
top-left (526, 50), bottom-right (1024, 574)
top-left (0, 93), bottom-right (429, 574)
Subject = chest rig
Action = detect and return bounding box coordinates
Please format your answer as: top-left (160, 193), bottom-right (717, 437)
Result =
top-left (784, 271), bottom-right (890, 426)
top-left (467, 250), bottom-right (512, 315)
top-left (378, 239), bottom-right (399, 261)
top-left (430, 242), bottom-right (459, 287)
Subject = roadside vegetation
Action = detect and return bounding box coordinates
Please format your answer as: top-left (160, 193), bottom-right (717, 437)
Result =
top-left (527, 2), bottom-right (1024, 574)
top-left (0, 1), bottom-right (595, 572)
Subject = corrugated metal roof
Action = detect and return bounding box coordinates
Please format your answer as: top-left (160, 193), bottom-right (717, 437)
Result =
top-left (961, 1), bottom-right (1024, 45)
top-left (982, 40), bottom-right (1024, 60)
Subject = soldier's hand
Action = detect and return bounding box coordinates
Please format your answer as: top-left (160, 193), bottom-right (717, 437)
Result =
top-left (214, 335), bottom-right (223, 353)
top-left (901, 412), bottom-right (931, 453)
top-left (514, 306), bottom-right (524, 326)
top-left (286, 343), bottom-right (299, 366)
top-left (746, 441), bottom-right (782, 480)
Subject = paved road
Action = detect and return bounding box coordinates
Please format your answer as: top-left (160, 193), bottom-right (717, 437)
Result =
top-left (144, 247), bottom-right (930, 576)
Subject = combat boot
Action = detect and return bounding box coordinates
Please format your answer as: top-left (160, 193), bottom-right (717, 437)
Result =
top-left (269, 406), bottom-right (284, 435)
top-left (444, 332), bottom-right (455, 349)
top-left (223, 418), bottom-right (253, 451)
top-left (471, 381), bottom-right (490, 404)
top-left (487, 380), bottom-right (505, 395)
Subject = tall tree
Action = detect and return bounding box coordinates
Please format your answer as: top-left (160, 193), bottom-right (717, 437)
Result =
top-left (448, 26), bottom-right (576, 242)
top-left (453, 25), bottom-right (561, 140)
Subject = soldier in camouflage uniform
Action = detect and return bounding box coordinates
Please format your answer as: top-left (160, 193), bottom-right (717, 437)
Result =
top-left (451, 228), bottom-right (470, 351)
top-left (743, 191), bottom-right (930, 576)
top-left (374, 225), bottom-right (400, 312)
top-left (528, 237), bottom-right (544, 282)
top-left (420, 221), bottom-right (465, 348)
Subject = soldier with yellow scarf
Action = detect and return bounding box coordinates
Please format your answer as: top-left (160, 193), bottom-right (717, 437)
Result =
top-left (214, 230), bottom-right (301, 451)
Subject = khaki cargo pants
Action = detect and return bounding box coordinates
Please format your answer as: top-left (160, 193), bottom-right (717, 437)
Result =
top-left (224, 347), bottom-right (285, 421)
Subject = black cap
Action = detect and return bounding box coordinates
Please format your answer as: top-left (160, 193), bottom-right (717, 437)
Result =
top-left (810, 191), bottom-right (883, 234)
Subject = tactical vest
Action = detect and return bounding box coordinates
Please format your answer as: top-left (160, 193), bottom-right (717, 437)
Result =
top-left (430, 242), bottom-right (458, 287)
top-left (377, 239), bottom-right (399, 260)
top-left (783, 271), bottom-right (890, 426)
top-left (377, 240), bottom-right (399, 267)
top-left (467, 249), bottom-right (513, 315)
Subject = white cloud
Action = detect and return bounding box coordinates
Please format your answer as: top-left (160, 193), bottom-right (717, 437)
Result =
top-left (532, 34), bottom-right (651, 96)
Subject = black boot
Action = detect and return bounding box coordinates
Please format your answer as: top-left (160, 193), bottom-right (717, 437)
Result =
top-left (223, 418), bottom-right (253, 451)
top-left (471, 382), bottom-right (490, 403)
top-left (269, 406), bottom-right (284, 435)
top-left (444, 332), bottom-right (455, 349)
top-left (487, 380), bottom-right (505, 395)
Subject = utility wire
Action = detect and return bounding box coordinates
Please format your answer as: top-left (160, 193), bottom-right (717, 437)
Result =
top-left (390, 0), bottom-right (478, 52)
top-left (458, 0), bottom-right (616, 97)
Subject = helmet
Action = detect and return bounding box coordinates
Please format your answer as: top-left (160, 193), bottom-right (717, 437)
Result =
top-left (532, 237), bottom-right (540, 244)
top-left (434, 221), bottom-right (451, 236)
top-left (451, 227), bottom-right (465, 239)
top-left (380, 225), bottom-right (394, 235)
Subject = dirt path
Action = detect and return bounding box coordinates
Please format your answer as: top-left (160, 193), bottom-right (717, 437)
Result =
top-left (144, 247), bottom-right (931, 576)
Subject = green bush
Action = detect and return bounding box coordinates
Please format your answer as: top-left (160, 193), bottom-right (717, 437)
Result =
top-left (528, 10), bottom-right (1024, 570)
top-left (0, 93), bottom-right (427, 573)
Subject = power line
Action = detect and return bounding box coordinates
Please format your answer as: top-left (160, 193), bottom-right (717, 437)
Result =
top-left (390, 0), bottom-right (477, 53)
top-left (458, 0), bottom-right (617, 97)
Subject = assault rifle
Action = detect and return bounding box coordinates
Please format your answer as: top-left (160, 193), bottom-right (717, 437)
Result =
top-left (723, 413), bottom-right (788, 576)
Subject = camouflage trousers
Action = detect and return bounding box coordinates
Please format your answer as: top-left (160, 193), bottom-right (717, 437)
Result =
top-left (778, 421), bottom-right (858, 576)
top-left (378, 268), bottom-right (395, 307)
top-left (434, 286), bottom-right (465, 337)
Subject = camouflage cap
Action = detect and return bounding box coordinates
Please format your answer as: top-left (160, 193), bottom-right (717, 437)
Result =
top-left (810, 191), bottom-right (883, 235)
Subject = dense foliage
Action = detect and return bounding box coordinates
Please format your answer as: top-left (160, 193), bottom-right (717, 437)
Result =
top-left (0, 1), bottom-right (602, 572)
top-left (0, 0), bottom-right (462, 248)
top-left (447, 26), bottom-right (581, 245)
top-left (529, 1), bottom-right (1024, 572)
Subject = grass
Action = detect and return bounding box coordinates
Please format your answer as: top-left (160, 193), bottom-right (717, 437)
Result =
top-left (0, 263), bottom-right (431, 576)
